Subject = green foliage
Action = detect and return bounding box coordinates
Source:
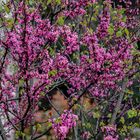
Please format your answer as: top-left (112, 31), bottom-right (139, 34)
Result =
top-left (118, 8), bottom-right (125, 15)
top-left (35, 123), bottom-right (41, 129)
top-left (47, 122), bottom-right (52, 127)
top-left (116, 30), bottom-right (123, 37)
top-left (108, 26), bottom-right (114, 35)
top-left (57, 16), bottom-right (64, 26)
top-left (4, 4), bottom-right (10, 14)
top-left (93, 111), bottom-right (100, 119)
top-left (55, 0), bottom-right (61, 5)
top-left (15, 131), bottom-right (26, 139)
top-left (127, 109), bottom-right (137, 118)
top-left (124, 28), bottom-right (129, 37)
top-left (49, 47), bottom-right (55, 56)
top-left (120, 117), bottom-right (125, 124)
top-left (47, 0), bottom-right (52, 5)
top-left (48, 69), bottom-right (57, 76)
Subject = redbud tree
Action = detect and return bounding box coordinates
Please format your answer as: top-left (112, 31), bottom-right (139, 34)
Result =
top-left (0, 0), bottom-right (140, 139)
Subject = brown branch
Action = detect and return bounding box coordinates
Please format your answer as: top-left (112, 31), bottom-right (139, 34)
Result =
top-left (46, 95), bottom-right (60, 115)
top-left (110, 80), bottom-right (127, 124)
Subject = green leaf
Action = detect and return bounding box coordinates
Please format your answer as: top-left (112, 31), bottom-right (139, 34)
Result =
top-left (47, 122), bottom-right (52, 127)
top-left (107, 113), bottom-right (112, 118)
top-left (4, 5), bottom-right (10, 14)
top-left (55, 118), bottom-right (61, 123)
top-left (116, 30), bottom-right (122, 37)
top-left (119, 8), bottom-right (125, 14)
top-left (55, 0), bottom-right (61, 5)
top-left (47, 0), bottom-right (52, 5)
top-left (122, 125), bottom-right (127, 132)
top-left (45, 85), bottom-right (50, 89)
top-left (122, 16), bottom-right (127, 22)
top-left (100, 121), bottom-right (105, 127)
top-left (124, 28), bottom-right (129, 37)
top-left (48, 69), bottom-right (57, 76)
top-left (112, 10), bottom-right (117, 15)
top-left (57, 16), bottom-right (64, 26)
top-left (91, 17), bottom-right (96, 21)
top-left (87, 59), bottom-right (93, 64)
top-left (49, 47), bottom-right (55, 56)
top-left (6, 18), bottom-right (14, 28)
top-left (125, 89), bottom-right (133, 95)
top-left (15, 131), bottom-right (25, 138)
top-left (86, 123), bottom-right (91, 128)
top-left (40, 92), bottom-right (45, 96)
top-left (120, 117), bottom-right (125, 124)
top-left (127, 109), bottom-right (137, 118)
top-left (0, 5), bottom-right (3, 12)
top-left (15, 131), bottom-right (20, 138)
top-left (19, 79), bottom-right (24, 86)
top-left (108, 26), bottom-right (114, 35)
top-left (36, 123), bottom-right (41, 129)
top-left (93, 111), bottom-right (100, 119)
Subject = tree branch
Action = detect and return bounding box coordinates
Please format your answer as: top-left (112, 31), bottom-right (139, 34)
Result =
top-left (110, 80), bottom-right (127, 124)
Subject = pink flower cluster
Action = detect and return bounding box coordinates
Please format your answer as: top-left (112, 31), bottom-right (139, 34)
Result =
top-left (96, 1), bottom-right (111, 39)
top-left (60, 26), bottom-right (79, 55)
top-left (50, 110), bottom-right (78, 140)
top-left (0, 0), bottom-right (139, 135)
top-left (82, 131), bottom-right (91, 139)
top-left (62, 0), bottom-right (96, 18)
top-left (102, 125), bottom-right (119, 140)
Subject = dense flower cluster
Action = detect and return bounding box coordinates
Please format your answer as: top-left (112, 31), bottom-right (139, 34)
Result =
top-left (102, 125), bottom-right (118, 140)
top-left (50, 110), bottom-right (78, 140)
top-left (0, 0), bottom-right (139, 139)
top-left (81, 131), bottom-right (91, 139)
top-left (0, 0), bottom-right (137, 125)
top-left (96, 0), bottom-right (111, 39)
top-left (60, 26), bottom-right (79, 55)
top-left (62, 0), bottom-right (96, 18)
